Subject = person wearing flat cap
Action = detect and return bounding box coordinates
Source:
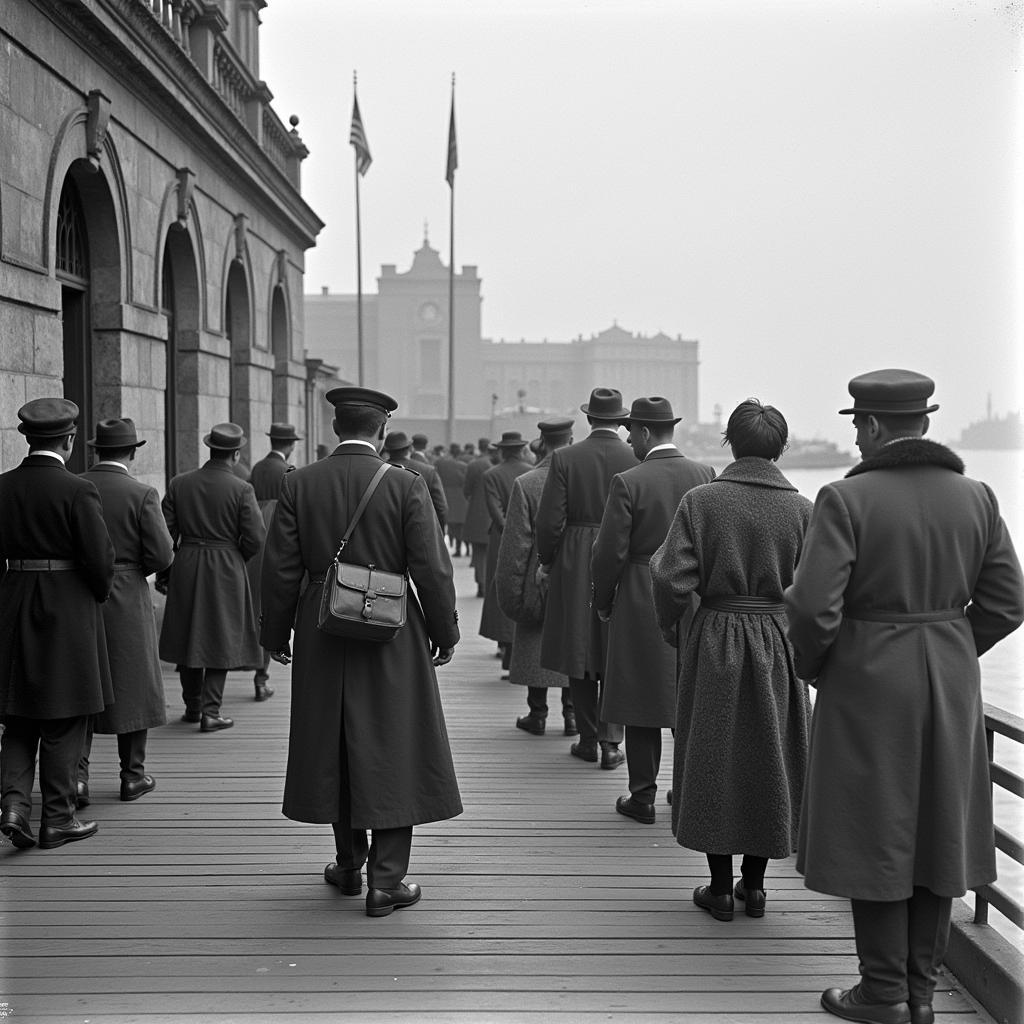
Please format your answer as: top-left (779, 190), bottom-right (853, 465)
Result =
top-left (785, 369), bottom-right (1024, 1024)
top-left (0, 398), bottom-right (115, 852)
top-left (259, 386), bottom-right (462, 918)
top-left (383, 431), bottom-right (448, 530)
top-left (158, 423), bottom-right (266, 733)
top-left (246, 423), bottom-right (303, 704)
top-left (535, 388), bottom-right (637, 768)
top-left (77, 419), bottom-right (174, 808)
top-left (592, 397), bottom-right (715, 825)
top-left (495, 419), bottom-right (576, 737)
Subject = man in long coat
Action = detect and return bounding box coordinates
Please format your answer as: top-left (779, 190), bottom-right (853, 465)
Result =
top-left (536, 387), bottom-right (635, 768)
top-left (245, 422), bottom-right (301, 703)
top-left (260, 387), bottom-right (462, 918)
top-left (78, 419), bottom-right (174, 805)
top-left (384, 431), bottom-right (448, 529)
top-left (158, 423), bottom-right (265, 732)
top-left (0, 398), bottom-right (113, 851)
top-left (435, 444), bottom-right (468, 556)
top-left (785, 370), bottom-right (1024, 1024)
top-left (592, 397), bottom-right (714, 823)
top-left (496, 419), bottom-right (575, 736)
top-left (463, 438), bottom-right (494, 597)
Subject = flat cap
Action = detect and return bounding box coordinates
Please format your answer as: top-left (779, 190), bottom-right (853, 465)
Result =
top-left (325, 386), bottom-right (398, 415)
top-left (203, 422), bottom-right (247, 450)
top-left (537, 417), bottom-right (574, 437)
top-left (839, 369), bottom-right (939, 416)
top-left (18, 397), bottom-right (79, 437)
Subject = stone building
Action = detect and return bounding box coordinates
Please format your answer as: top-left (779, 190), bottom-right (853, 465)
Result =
top-left (0, 0), bottom-right (323, 488)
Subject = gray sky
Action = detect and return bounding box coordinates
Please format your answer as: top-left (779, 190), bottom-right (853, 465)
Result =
top-left (260, 0), bottom-right (1020, 445)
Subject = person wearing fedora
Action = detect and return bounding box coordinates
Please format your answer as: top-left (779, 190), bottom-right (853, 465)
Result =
top-left (259, 386), bottom-right (462, 918)
top-left (592, 397), bottom-right (715, 824)
top-left (0, 398), bottom-right (114, 851)
top-left (76, 419), bottom-right (174, 807)
top-left (536, 388), bottom-right (636, 768)
top-left (479, 432), bottom-right (532, 673)
top-left (246, 423), bottom-right (302, 703)
top-left (463, 438), bottom-right (495, 597)
top-left (383, 431), bottom-right (448, 530)
top-left (158, 423), bottom-right (265, 733)
top-left (785, 370), bottom-right (1024, 1024)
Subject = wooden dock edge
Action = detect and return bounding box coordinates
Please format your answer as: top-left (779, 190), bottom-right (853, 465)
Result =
top-left (946, 899), bottom-right (1023, 1024)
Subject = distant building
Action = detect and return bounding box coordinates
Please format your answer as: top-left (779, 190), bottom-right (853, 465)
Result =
top-left (0, 0), bottom-right (324, 487)
top-left (305, 235), bottom-right (701, 443)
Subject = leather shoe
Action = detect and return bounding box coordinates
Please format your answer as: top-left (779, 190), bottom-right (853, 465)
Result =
top-left (366, 881), bottom-right (422, 917)
top-left (570, 740), bottom-right (598, 762)
top-left (733, 881), bottom-right (766, 918)
top-left (0, 809), bottom-right (36, 849)
top-left (120, 775), bottom-right (156, 802)
top-left (693, 884), bottom-right (734, 921)
top-left (600, 745), bottom-right (625, 770)
top-left (181, 710), bottom-right (201, 723)
top-left (200, 714), bottom-right (234, 732)
top-left (39, 818), bottom-right (98, 850)
top-left (516, 714), bottom-right (545, 736)
top-left (615, 795), bottom-right (655, 824)
top-left (563, 714), bottom-right (578, 736)
top-left (254, 682), bottom-right (274, 702)
top-left (820, 986), bottom-right (911, 1024)
top-left (75, 780), bottom-right (90, 809)
top-left (909, 1005), bottom-right (933, 1024)
top-left (324, 862), bottom-right (362, 895)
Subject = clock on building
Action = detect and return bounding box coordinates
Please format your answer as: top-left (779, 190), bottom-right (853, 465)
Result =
top-left (419, 301), bottom-right (440, 323)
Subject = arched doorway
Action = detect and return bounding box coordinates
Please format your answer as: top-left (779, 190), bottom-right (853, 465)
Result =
top-left (270, 283), bottom-right (290, 423)
top-left (226, 260), bottom-right (252, 438)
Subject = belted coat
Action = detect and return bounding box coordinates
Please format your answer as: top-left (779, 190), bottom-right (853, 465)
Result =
top-left (158, 460), bottom-right (265, 670)
top-left (535, 429), bottom-right (637, 678)
top-left (0, 455), bottom-right (114, 719)
top-left (260, 443), bottom-right (463, 829)
top-left (480, 457), bottom-right (531, 643)
top-left (435, 455), bottom-right (468, 525)
top-left (786, 439), bottom-right (1024, 900)
top-left (592, 448), bottom-right (715, 727)
top-left (83, 463), bottom-right (174, 734)
top-left (462, 454), bottom-right (494, 545)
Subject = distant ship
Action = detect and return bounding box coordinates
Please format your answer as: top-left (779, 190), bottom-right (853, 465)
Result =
top-left (956, 402), bottom-right (1023, 451)
top-left (680, 421), bottom-right (855, 468)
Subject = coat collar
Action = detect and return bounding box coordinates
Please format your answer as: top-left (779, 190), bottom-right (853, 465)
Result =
top-left (202, 459), bottom-right (236, 474)
top-left (712, 456), bottom-right (797, 491)
top-left (90, 462), bottom-right (129, 474)
top-left (846, 437), bottom-right (964, 478)
top-left (23, 453), bottom-right (67, 470)
top-left (331, 441), bottom-right (383, 458)
top-left (643, 447), bottom-right (682, 462)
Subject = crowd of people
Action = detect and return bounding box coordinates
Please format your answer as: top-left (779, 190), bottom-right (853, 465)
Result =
top-left (0, 368), bottom-right (1022, 1024)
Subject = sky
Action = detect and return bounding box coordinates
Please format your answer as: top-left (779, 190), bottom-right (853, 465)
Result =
top-left (259, 0), bottom-right (1021, 445)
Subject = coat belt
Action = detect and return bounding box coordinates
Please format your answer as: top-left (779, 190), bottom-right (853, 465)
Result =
top-left (7, 558), bottom-right (77, 571)
top-left (843, 607), bottom-right (966, 623)
top-left (114, 561), bottom-right (143, 572)
top-left (567, 520), bottom-right (602, 529)
top-left (702, 595), bottom-right (787, 615)
top-left (179, 536), bottom-right (235, 548)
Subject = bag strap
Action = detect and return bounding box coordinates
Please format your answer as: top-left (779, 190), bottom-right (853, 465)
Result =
top-left (333, 462), bottom-right (391, 561)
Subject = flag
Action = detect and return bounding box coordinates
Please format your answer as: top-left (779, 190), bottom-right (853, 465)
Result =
top-left (350, 94), bottom-right (371, 176)
top-left (445, 93), bottom-right (458, 188)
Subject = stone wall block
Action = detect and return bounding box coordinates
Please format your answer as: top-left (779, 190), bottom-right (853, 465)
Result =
top-left (0, 303), bottom-right (35, 372)
top-left (32, 313), bottom-right (63, 377)
top-left (91, 331), bottom-right (122, 386)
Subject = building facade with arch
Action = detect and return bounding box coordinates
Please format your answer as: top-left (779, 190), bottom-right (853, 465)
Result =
top-left (0, 0), bottom-right (323, 489)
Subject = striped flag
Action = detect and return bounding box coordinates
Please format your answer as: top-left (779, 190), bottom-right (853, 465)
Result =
top-left (445, 92), bottom-right (457, 188)
top-left (350, 93), bottom-right (372, 176)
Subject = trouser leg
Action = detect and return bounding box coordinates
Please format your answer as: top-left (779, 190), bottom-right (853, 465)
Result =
top-left (1, 715), bottom-right (40, 819)
top-left (117, 730), bottom-right (148, 783)
top-left (706, 853), bottom-right (733, 896)
top-left (201, 669), bottom-right (228, 718)
top-left (850, 897), bottom-right (911, 1004)
top-left (367, 826), bottom-right (413, 889)
top-left (596, 676), bottom-right (624, 746)
top-left (568, 676), bottom-right (598, 743)
top-left (77, 716), bottom-right (95, 786)
top-left (179, 668), bottom-right (202, 716)
top-left (332, 822), bottom-right (370, 873)
top-left (38, 716), bottom-right (89, 826)
top-left (906, 887), bottom-right (952, 1006)
top-left (526, 687), bottom-right (549, 718)
top-left (561, 688), bottom-right (574, 716)
top-left (740, 854), bottom-right (769, 890)
top-left (254, 648), bottom-right (271, 685)
top-left (624, 725), bottom-right (660, 804)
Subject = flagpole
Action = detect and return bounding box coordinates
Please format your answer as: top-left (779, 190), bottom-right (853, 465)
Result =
top-left (445, 74), bottom-right (457, 446)
top-left (353, 73), bottom-right (364, 386)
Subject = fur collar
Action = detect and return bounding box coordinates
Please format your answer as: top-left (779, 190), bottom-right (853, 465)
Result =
top-left (846, 438), bottom-right (964, 478)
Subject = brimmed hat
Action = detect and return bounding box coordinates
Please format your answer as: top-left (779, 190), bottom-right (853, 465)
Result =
top-left (839, 369), bottom-right (939, 416)
top-left (580, 387), bottom-right (629, 420)
top-left (494, 431), bottom-right (527, 449)
top-left (383, 431), bottom-right (412, 452)
top-left (325, 386), bottom-right (398, 415)
top-left (537, 417), bottom-right (574, 438)
top-left (88, 417), bottom-right (146, 449)
top-left (411, 433), bottom-right (429, 446)
top-left (17, 397), bottom-right (78, 437)
top-left (203, 423), bottom-right (247, 450)
top-left (622, 396), bottom-right (680, 427)
top-left (267, 422), bottom-right (301, 441)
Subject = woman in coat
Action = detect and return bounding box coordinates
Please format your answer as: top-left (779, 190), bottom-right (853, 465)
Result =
top-left (650, 399), bottom-right (812, 921)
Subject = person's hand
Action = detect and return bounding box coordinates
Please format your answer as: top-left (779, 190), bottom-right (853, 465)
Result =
top-left (596, 606), bottom-right (612, 623)
top-left (535, 564), bottom-right (550, 591)
top-left (271, 644), bottom-right (292, 665)
top-left (432, 645), bottom-right (455, 666)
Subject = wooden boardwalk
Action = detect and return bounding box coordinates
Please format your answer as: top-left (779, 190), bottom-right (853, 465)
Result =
top-left (0, 561), bottom-right (996, 1023)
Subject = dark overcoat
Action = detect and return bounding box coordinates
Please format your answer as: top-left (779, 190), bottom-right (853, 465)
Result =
top-left (83, 463), bottom-right (174, 734)
top-left (158, 460), bottom-right (265, 669)
top-left (389, 454), bottom-right (448, 530)
top-left (435, 455), bottom-right (468, 525)
top-left (480, 457), bottom-right (531, 643)
top-left (535, 429), bottom-right (637, 677)
top-left (259, 443), bottom-right (463, 829)
top-left (593, 448), bottom-right (715, 727)
top-left (651, 457), bottom-right (813, 859)
top-left (246, 452), bottom-right (294, 628)
top-left (0, 455), bottom-right (114, 718)
top-left (495, 459), bottom-right (567, 690)
top-left (785, 439), bottom-right (1024, 900)
top-left (462, 454), bottom-right (493, 545)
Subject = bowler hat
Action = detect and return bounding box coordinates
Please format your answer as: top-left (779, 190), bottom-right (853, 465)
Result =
top-left (839, 369), bottom-right (939, 416)
top-left (383, 431), bottom-right (412, 452)
top-left (537, 417), bottom-right (574, 438)
top-left (494, 431), bottom-right (527, 449)
top-left (267, 422), bottom-right (301, 441)
top-left (88, 417), bottom-right (146, 449)
top-left (622, 396), bottom-right (681, 427)
top-left (17, 397), bottom-right (79, 437)
top-left (324, 386), bottom-right (398, 415)
top-left (203, 423), bottom-right (247, 450)
top-left (580, 388), bottom-right (629, 420)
